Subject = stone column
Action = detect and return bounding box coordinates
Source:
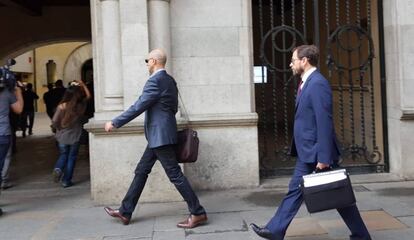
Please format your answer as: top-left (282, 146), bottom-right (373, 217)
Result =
top-left (383, 0), bottom-right (414, 179)
top-left (148, 0), bottom-right (172, 72)
top-left (100, 0), bottom-right (123, 111)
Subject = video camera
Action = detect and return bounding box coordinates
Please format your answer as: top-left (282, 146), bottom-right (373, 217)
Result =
top-left (0, 59), bottom-right (16, 91)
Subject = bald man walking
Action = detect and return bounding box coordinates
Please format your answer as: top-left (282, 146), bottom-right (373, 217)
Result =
top-left (103, 49), bottom-right (207, 228)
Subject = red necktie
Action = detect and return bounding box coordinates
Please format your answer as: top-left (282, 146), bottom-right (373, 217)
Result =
top-left (297, 80), bottom-right (303, 96)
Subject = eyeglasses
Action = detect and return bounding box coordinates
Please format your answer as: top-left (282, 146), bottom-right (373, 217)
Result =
top-left (291, 58), bottom-right (301, 63)
top-left (145, 58), bottom-right (156, 64)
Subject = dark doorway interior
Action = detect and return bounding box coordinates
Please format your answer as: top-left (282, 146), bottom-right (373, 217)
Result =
top-left (81, 59), bottom-right (94, 119)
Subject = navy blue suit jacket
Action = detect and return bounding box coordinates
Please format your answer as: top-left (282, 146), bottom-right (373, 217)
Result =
top-left (290, 70), bottom-right (340, 165)
top-left (112, 70), bottom-right (178, 148)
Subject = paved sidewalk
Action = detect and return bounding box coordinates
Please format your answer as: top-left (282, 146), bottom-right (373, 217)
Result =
top-left (0, 113), bottom-right (413, 240)
top-left (1, 178), bottom-right (413, 240)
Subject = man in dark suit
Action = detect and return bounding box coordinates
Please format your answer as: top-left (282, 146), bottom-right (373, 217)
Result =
top-left (250, 45), bottom-right (371, 240)
top-left (43, 83), bottom-right (54, 119)
top-left (103, 49), bottom-right (207, 228)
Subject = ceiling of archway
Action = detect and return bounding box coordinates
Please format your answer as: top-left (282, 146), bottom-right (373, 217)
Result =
top-left (0, 0), bottom-right (89, 15)
top-left (0, 0), bottom-right (91, 61)
top-left (43, 0), bottom-right (89, 6)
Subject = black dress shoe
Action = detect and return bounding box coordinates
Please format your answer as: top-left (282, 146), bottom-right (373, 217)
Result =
top-left (250, 223), bottom-right (273, 239)
top-left (104, 207), bottom-right (130, 225)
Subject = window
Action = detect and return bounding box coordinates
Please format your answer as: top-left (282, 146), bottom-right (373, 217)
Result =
top-left (254, 66), bottom-right (267, 83)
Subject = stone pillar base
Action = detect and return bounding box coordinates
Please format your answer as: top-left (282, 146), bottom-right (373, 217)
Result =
top-left (85, 113), bottom-right (259, 204)
top-left (87, 121), bottom-right (181, 204)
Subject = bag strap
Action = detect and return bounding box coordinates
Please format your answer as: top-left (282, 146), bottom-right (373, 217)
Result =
top-left (177, 88), bottom-right (190, 127)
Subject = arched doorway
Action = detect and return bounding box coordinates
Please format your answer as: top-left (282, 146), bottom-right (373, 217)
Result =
top-left (0, 1), bottom-right (90, 62)
top-left (62, 43), bottom-right (93, 86)
top-left (0, 2), bottom-right (93, 200)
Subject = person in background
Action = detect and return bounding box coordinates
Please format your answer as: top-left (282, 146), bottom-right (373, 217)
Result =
top-left (51, 80), bottom-right (90, 188)
top-left (1, 112), bottom-right (19, 190)
top-left (50, 79), bottom-right (66, 117)
top-left (21, 83), bottom-right (39, 137)
top-left (43, 83), bottom-right (55, 120)
top-left (0, 80), bottom-right (24, 215)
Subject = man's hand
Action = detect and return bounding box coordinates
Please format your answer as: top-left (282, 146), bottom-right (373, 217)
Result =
top-left (11, 81), bottom-right (24, 114)
top-left (16, 80), bottom-right (24, 88)
top-left (316, 162), bottom-right (330, 170)
top-left (104, 121), bottom-right (114, 132)
top-left (74, 79), bottom-right (85, 86)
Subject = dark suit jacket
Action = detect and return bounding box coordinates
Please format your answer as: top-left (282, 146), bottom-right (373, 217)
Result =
top-left (112, 70), bottom-right (178, 148)
top-left (290, 70), bottom-right (340, 165)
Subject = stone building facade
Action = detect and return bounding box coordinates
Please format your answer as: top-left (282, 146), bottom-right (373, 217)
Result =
top-left (85, 0), bottom-right (414, 204)
top-left (1, 0), bottom-right (413, 204)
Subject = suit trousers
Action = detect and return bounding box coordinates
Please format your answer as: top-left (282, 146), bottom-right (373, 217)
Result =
top-left (21, 111), bottom-right (35, 133)
top-left (265, 161), bottom-right (371, 240)
top-left (119, 144), bottom-right (205, 218)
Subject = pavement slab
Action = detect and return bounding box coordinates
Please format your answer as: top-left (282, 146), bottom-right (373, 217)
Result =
top-left (286, 217), bottom-right (328, 237)
top-left (185, 212), bottom-right (248, 235)
top-left (398, 216), bottom-right (414, 228)
top-left (362, 210), bottom-right (409, 231)
top-left (153, 230), bottom-right (185, 240)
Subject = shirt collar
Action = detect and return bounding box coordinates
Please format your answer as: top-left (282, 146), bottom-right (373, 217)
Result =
top-left (150, 68), bottom-right (166, 78)
top-left (301, 67), bottom-right (317, 86)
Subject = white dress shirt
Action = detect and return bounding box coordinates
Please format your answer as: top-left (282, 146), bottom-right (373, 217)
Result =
top-left (300, 67), bottom-right (317, 90)
top-left (150, 68), bottom-right (166, 78)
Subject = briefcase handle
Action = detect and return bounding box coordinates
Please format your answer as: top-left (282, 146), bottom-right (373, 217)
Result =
top-left (314, 166), bottom-right (333, 174)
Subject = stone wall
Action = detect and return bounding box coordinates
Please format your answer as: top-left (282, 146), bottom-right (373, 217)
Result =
top-left (169, 0), bottom-right (259, 189)
top-left (383, 0), bottom-right (414, 179)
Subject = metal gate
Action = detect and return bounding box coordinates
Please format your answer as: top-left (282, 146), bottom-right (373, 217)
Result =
top-left (252, 0), bottom-right (386, 177)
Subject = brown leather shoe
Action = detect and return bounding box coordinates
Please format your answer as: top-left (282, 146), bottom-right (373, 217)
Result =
top-left (177, 214), bottom-right (208, 229)
top-left (104, 207), bottom-right (130, 225)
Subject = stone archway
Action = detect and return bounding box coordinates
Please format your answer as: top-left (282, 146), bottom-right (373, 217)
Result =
top-left (0, 3), bottom-right (91, 63)
top-left (62, 43), bottom-right (92, 85)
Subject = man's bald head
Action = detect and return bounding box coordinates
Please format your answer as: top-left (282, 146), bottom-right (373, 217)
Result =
top-left (149, 49), bottom-right (167, 66)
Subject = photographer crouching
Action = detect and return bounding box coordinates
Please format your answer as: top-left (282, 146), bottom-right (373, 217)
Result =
top-left (0, 59), bottom-right (23, 216)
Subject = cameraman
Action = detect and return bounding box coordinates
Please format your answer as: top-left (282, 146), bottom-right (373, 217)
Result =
top-left (0, 80), bottom-right (23, 216)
